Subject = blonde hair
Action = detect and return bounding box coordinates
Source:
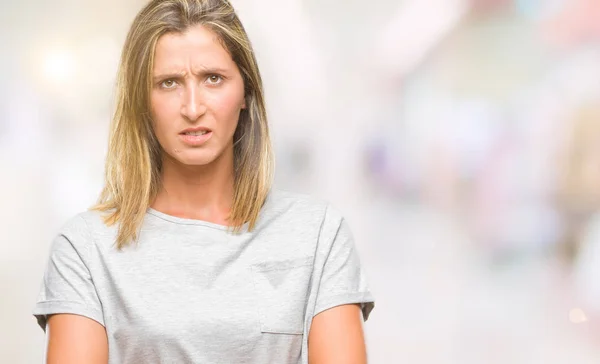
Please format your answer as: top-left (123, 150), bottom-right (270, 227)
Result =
top-left (92, 0), bottom-right (274, 249)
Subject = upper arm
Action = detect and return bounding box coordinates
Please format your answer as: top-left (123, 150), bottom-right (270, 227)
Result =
top-left (33, 217), bottom-right (108, 362)
top-left (46, 314), bottom-right (108, 364)
top-left (308, 304), bottom-right (367, 364)
top-left (313, 211), bottom-right (375, 321)
top-left (306, 207), bottom-right (375, 363)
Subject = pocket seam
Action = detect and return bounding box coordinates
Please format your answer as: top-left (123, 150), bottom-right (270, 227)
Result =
top-left (251, 256), bottom-right (313, 272)
top-left (250, 259), bottom-right (312, 335)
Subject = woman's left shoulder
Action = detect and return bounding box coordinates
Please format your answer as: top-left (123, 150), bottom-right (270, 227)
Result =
top-left (258, 189), bottom-right (351, 248)
top-left (265, 188), bottom-right (341, 222)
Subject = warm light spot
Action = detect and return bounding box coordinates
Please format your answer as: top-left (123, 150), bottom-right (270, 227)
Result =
top-left (42, 49), bottom-right (76, 84)
top-left (569, 308), bottom-right (588, 324)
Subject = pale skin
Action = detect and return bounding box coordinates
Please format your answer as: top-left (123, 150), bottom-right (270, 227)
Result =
top-left (46, 24), bottom-right (368, 363)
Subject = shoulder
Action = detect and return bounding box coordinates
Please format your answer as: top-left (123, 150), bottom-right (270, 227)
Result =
top-left (261, 188), bottom-right (345, 231)
top-left (266, 188), bottom-right (327, 211)
top-left (54, 209), bottom-right (117, 251)
top-left (265, 188), bottom-right (343, 217)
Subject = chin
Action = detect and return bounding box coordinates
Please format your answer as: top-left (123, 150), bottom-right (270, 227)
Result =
top-left (177, 156), bottom-right (216, 167)
top-left (172, 149), bottom-right (220, 167)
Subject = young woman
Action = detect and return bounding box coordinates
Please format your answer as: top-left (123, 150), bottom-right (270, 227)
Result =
top-left (33, 0), bottom-right (375, 363)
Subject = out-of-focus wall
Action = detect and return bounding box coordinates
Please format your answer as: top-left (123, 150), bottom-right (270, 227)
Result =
top-left (3, 0), bottom-right (600, 362)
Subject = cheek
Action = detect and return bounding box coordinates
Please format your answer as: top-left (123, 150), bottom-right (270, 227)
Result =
top-left (210, 90), bottom-right (245, 127)
top-left (151, 93), bottom-right (177, 118)
top-left (151, 94), bottom-right (178, 135)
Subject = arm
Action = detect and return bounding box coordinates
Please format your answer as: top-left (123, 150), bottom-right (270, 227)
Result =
top-left (33, 218), bottom-right (108, 362)
top-left (46, 314), bottom-right (108, 364)
top-left (308, 304), bottom-right (367, 364)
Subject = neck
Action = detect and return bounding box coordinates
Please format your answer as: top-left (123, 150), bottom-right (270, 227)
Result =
top-left (151, 147), bottom-right (235, 225)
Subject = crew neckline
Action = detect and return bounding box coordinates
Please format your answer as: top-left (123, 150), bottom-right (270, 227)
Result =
top-left (145, 189), bottom-right (274, 231)
top-left (146, 207), bottom-right (244, 231)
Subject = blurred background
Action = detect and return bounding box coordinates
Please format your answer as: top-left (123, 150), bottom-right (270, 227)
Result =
top-left (2, 0), bottom-right (600, 362)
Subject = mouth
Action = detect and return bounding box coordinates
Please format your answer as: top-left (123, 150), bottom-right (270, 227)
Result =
top-left (180, 127), bottom-right (212, 136)
top-left (179, 127), bottom-right (213, 146)
top-left (181, 130), bottom-right (209, 136)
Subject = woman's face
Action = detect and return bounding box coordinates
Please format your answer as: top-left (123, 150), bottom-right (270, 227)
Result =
top-left (150, 24), bottom-right (246, 168)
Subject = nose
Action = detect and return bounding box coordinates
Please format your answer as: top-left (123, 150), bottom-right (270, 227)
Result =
top-left (181, 83), bottom-right (207, 122)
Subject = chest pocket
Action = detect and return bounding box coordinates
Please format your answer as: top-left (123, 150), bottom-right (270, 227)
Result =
top-left (250, 256), bottom-right (313, 335)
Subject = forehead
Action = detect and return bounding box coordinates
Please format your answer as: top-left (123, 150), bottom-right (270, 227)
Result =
top-left (153, 24), bottom-right (235, 72)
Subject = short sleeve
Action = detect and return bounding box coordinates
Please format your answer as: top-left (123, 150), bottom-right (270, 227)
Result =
top-left (33, 217), bottom-right (105, 331)
top-left (313, 207), bottom-right (375, 321)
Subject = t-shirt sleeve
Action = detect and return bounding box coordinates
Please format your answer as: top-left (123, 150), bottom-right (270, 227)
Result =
top-left (32, 216), bottom-right (105, 332)
top-left (312, 206), bottom-right (375, 321)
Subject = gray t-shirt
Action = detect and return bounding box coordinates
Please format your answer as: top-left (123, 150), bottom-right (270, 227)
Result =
top-left (33, 189), bottom-right (375, 364)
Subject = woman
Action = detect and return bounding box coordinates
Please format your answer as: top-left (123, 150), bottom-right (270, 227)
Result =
top-left (33, 0), bottom-right (375, 363)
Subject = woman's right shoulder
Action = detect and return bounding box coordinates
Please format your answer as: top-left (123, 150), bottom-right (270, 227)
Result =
top-left (54, 209), bottom-right (118, 248)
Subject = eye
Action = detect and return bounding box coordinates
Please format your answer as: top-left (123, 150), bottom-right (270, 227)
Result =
top-left (206, 75), bottom-right (223, 85)
top-left (160, 79), bottom-right (177, 89)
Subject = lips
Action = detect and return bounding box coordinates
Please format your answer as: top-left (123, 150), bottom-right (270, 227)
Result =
top-left (180, 126), bottom-right (212, 136)
top-left (179, 126), bottom-right (213, 146)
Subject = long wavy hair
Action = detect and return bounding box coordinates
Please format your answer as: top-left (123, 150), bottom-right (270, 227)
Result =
top-left (92, 0), bottom-right (274, 249)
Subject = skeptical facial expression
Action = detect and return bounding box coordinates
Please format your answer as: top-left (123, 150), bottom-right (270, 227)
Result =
top-left (150, 24), bottom-right (246, 168)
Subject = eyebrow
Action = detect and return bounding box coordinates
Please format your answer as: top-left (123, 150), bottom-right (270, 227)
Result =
top-left (153, 67), bottom-right (230, 82)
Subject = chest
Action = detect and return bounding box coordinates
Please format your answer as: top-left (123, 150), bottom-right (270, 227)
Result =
top-left (91, 238), bottom-right (315, 361)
